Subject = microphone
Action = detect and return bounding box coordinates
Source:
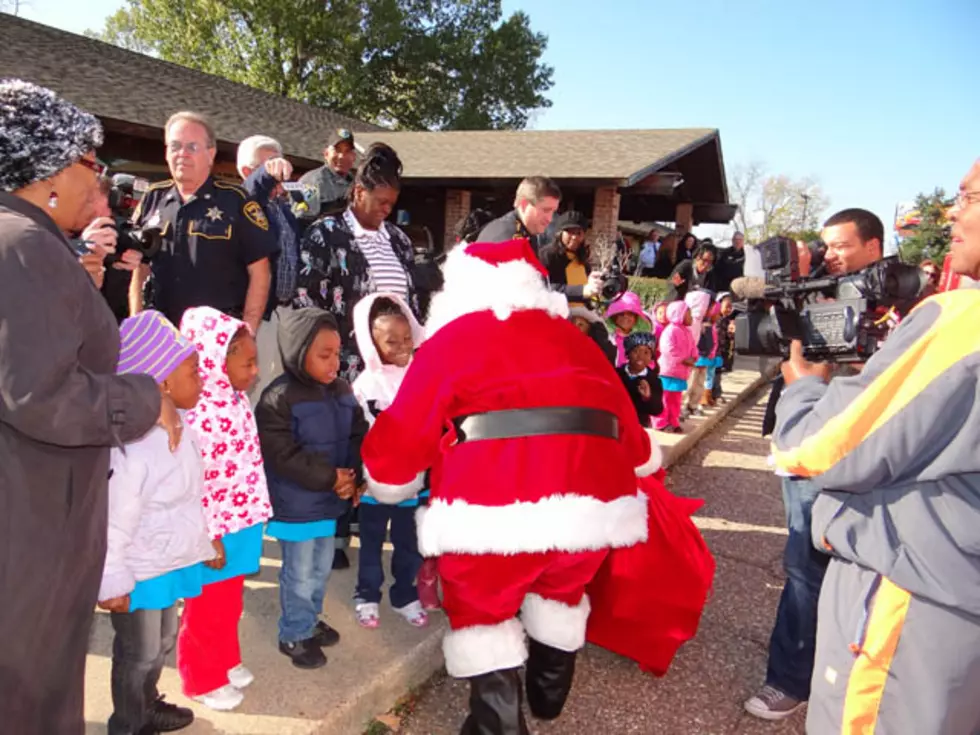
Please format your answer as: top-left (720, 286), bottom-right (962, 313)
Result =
top-left (730, 276), bottom-right (768, 300)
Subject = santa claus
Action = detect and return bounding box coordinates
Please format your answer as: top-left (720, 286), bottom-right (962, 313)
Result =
top-left (361, 238), bottom-right (661, 734)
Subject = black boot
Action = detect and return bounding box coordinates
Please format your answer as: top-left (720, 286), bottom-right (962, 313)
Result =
top-left (459, 668), bottom-right (529, 735)
top-left (525, 638), bottom-right (577, 720)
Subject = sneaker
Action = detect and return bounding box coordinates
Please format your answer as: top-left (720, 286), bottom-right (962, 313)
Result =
top-left (279, 638), bottom-right (327, 669)
top-left (332, 549), bottom-right (351, 570)
top-left (313, 620), bottom-right (341, 647)
top-left (193, 684), bottom-right (244, 712)
top-left (355, 601), bottom-right (381, 629)
top-left (148, 697), bottom-right (194, 732)
top-left (744, 685), bottom-right (805, 720)
top-left (227, 664), bottom-right (254, 689)
top-left (394, 600), bottom-right (429, 628)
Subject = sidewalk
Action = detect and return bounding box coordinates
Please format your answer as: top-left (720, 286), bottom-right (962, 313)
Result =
top-left (83, 359), bottom-right (774, 735)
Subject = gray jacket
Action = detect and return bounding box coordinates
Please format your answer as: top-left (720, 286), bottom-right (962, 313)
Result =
top-left (772, 290), bottom-right (980, 615)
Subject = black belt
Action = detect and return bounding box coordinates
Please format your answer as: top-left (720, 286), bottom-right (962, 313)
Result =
top-left (453, 407), bottom-right (619, 443)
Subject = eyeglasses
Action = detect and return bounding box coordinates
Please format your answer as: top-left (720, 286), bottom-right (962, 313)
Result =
top-left (78, 157), bottom-right (107, 177)
top-left (954, 190), bottom-right (980, 209)
top-left (167, 141), bottom-right (209, 155)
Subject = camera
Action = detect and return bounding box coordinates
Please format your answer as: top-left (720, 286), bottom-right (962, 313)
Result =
top-left (107, 174), bottom-right (164, 260)
top-left (734, 236), bottom-right (927, 362)
top-left (597, 259), bottom-right (629, 303)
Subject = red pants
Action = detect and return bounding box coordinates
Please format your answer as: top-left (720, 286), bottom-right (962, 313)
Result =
top-left (437, 550), bottom-right (607, 678)
top-left (177, 575), bottom-right (244, 697)
top-left (656, 390), bottom-right (684, 430)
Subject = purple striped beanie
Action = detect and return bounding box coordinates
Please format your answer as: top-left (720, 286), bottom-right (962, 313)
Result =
top-left (118, 310), bottom-right (196, 383)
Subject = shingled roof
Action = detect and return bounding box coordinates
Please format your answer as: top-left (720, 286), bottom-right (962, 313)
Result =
top-left (357, 128), bottom-right (721, 185)
top-left (0, 13), bottom-right (382, 163)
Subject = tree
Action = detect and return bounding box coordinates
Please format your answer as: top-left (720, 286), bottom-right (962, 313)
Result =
top-left (88, 0), bottom-right (554, 131)
top-left (727, 162), bottom-right (829, 243)
top-left (898, 189), bottom-right (952, 265)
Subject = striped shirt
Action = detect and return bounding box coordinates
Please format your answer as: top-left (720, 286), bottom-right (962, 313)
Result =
top-left (344, 209), bottom-right (409, 299)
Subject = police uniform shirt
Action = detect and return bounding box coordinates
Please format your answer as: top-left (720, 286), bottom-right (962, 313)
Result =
top-left (477, 209), bottom-right (542, 256)
top-left (134, 176), bottom-right (278, 326)
top-left (298, 165), bottom-right (354, 220)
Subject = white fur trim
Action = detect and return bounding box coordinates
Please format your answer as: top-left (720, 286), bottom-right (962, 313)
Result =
top-left (417, 492), bottom-right (648, 557)
top-left (424, 246), bottom-right (569, 338)
top-left (363, 467), bottom-right (425, 505)
top-left (443, 618), bottom-right (528, 678)
top-left (521, 593), bottom-right (591, 652)
top-left (635, 428), bottom-right (663, 477)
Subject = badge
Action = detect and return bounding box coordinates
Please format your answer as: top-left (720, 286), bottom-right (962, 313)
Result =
top-left (146, 211), bottom-right (161, 228)
top-left (243, 201), bottom-right (269, 231)
top-left (205, 206), bottom-right (224, 222)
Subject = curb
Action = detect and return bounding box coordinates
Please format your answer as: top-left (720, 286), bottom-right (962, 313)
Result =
top-left (663, 365), bottom-right (778, 469)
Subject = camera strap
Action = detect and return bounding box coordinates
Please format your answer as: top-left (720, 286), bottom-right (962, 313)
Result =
top-left (453, 407), bottom-right (620, 444)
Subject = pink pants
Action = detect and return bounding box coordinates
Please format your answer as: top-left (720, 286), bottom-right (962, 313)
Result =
top-left (656, 390), bottom-right (684, 430)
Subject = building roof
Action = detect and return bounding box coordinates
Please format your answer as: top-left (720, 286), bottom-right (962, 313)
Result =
top-left (357, 128), bottom-right (719, 185)
top-left (0, 13), bottom-right (381, 163)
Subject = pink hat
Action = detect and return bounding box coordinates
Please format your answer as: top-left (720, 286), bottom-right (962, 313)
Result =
top-left (605, 292), bottom-right (651, 325)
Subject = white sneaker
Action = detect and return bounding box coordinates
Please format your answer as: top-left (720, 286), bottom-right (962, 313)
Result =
top-left (228, 664), bottom-right (254, 689)
top-left (193, 684), bottom-right (244, 711)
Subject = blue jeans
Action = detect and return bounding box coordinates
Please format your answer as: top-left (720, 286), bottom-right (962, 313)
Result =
top-left (278, 536), bottom-right (335, 643)
top-left (355, 503), bottom-right (422, 609)
top-left (764, 477), bottom-right (831, 701)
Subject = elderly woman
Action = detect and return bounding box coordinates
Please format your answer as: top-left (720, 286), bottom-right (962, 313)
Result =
top-left (0, 80), bottom-right (176, 735)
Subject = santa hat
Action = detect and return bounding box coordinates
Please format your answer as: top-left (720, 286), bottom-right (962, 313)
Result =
top-left (425, 238), bottom-right (569, 337)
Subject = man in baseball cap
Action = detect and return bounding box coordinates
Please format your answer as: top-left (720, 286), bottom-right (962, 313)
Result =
top-left (297, 128), bottom-right (357, 223)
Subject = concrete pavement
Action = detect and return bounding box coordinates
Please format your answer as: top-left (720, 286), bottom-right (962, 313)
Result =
top-left (83, 359), bottom-right (776, 735)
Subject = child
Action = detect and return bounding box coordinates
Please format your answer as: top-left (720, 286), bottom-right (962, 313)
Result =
top-left (99, 311), bottom-right (216, 735)
top-left (177, 308), bottom-right (273, 711)
top-left (618, 331), bottom-right (664, 427)
top-left (683, 290), bottom-right (714, 417)
top-left (605, 291), bottom-right (652, 367)
top-left (255, 308), bottom-right (367, 668)
top-left (656, 302), bottom-right (698, 433)
top-left (351, 293), bottom-right (432, 627)
top-left (569, 305), bottom-right (617, 365)
top-left (651, 301), bottom-right (669, 342)
top-left (696, 305), bottom-right (721, 411)
top-left (712, 293), bottom-right (736, 403)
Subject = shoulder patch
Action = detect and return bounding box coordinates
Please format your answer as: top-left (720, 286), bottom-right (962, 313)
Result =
top-left (146, 179), bottom-right (174, 191)
top-left (243, 200), bottom-right (269, 231)
top-left (214, 180), bottom-right (248, 199)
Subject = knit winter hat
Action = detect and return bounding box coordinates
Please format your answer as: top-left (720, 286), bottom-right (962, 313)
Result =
top-left (118, 311), bottom-right (197, 384)
top-left (0, 79), bottom-right (104, 192)
top-left (624, 331), bottom-right (655, 354)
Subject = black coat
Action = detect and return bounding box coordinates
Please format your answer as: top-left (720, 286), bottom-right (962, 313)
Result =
top-left (538, 240), bottom-right (592, 303)
top-left (477, 210), bottom-right (544, 255)
top-left (618, 365), bottom-right (664, 428)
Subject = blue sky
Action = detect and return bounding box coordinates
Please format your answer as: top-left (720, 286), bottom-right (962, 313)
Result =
top-left (16, 0), bottom-right (979, 242)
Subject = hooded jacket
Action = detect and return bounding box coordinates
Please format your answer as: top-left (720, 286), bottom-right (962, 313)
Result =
top-left (351, 293), bottom-right (427, 504)
top-left (255, 307), bottom-right (368, 523)
top-left (180, 307), bottom-right (273, 538)
top-left (658, 302), bottom-right (698, 381)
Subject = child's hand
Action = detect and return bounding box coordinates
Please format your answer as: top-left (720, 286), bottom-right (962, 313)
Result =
top-left (98, 595), bottom-right (130, 613)
top-left (205, 538), bottom-right (226, 570)
top-left (728, 322), bottom-right (737, 335)
top-left (638, 379), bottom-right (652, 400)
top-left (351, 483), bottom-right (367, 507)
top-left (683, 358), bottom-right (696, 367)
top-left (334, 468), bottom-right (356, 499)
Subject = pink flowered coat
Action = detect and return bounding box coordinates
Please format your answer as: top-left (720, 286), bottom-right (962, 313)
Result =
top-left (180, 307), bottom-right (272, 539)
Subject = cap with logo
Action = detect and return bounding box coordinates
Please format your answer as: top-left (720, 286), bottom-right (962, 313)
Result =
top-left (327, 128), bottom-right (354, 150)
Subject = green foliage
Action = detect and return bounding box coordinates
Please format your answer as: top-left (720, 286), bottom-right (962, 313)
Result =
top-left (627, 276), bottom-right (669, 309)
top-left (899, 189), bottom-right (953, 265)
top-left (782, 229), bottom-right (822, 243)
top-left (88, 0), bottom-right (554, 131)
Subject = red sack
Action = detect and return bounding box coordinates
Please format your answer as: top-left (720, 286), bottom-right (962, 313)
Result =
top-left (586, 471), bottom-right (716, 675)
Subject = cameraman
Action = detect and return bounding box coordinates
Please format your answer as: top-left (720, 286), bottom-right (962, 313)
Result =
top-left (746, 208), bottom-right (886, 721)
top-left (765, 159), bottom-right (980, 734)
top-left (666, 243), bottom-right (717, 302)
top-left (537, 210), bottom-right (603, 306)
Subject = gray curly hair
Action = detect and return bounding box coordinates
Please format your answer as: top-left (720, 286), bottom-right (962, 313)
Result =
top-left (0, 79), bottom-right (104, 192)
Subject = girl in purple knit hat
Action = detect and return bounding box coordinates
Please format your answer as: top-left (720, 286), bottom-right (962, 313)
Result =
top-left (97, 310), bottom-right (217, 735)
top-left (604, 291), bottom-right (652, 367)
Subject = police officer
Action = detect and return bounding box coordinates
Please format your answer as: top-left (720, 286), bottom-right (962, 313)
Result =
top-left (478, 175), bottom-right (561, 256)
top-left (134, 111), bottom-right (278, 333)
top-left (297, 127), bottom-right (357, 225)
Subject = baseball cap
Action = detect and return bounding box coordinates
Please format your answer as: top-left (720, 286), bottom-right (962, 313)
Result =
top-left (327, 128), bottom-right (355, 150)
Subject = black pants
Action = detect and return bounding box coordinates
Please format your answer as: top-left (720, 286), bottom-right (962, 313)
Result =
top-left (355, 503), bottom-right (422, 609)
top-left (108, 606), bottom-right (179, 735)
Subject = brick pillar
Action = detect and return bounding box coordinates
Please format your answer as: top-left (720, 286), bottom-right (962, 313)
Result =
top-left (675, 202), bottom-right (694, 235)
top-left (443, 189), bottom-right (471, 250)
top-left (590, 185), bottom-right (622, 247)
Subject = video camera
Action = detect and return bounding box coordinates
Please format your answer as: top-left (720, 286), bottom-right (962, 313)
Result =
top-left (734, 236), bottom-right (926, 362)
top-left (597, 258), bottom-right (629, 303)
top-left (107, 174), bottom-right (163, 260)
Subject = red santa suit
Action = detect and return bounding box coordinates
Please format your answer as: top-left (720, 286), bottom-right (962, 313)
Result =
top-left (361, 239), bottom-right (661, 687)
